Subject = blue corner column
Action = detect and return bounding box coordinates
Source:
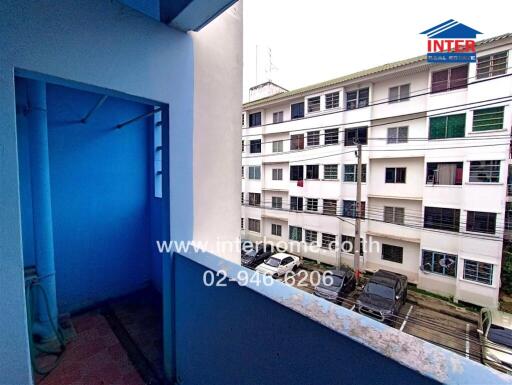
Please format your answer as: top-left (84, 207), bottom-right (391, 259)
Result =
top-left (26, 79), bottom-right (58, 341)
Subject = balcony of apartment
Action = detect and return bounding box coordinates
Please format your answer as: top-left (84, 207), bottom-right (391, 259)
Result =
top-left (366, 217), bottom-right (422, 245)
top-left (426, 65), bottom-right (470, 111)
top-left (422, 161), bottom-right (464, 206)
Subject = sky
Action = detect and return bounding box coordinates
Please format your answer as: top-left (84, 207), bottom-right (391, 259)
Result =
top-left (242, 0), bottom-right (511, 102)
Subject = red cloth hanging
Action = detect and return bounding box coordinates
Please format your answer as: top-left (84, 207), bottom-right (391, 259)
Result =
top-left (297, 180), bottom-right (304, 187)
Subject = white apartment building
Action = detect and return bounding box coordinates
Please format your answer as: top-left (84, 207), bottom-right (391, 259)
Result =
top-left (241, 33), bottom-right (512, 308)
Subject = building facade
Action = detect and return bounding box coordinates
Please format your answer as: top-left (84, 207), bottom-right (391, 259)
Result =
top-left (241, 34), bottom-right (512, 308)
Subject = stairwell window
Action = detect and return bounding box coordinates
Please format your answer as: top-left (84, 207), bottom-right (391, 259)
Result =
top-left (273, 111), bottom-right (284, 123)
top-left (477, 51), bottom-right (508, 79)
top-left (306, 198), bottom-right (318, 212)
top-left (291, 102), bottom-right (304, 119)
top-left (272, 140), bottom-right (283, 153)
top-left (321, 233), bottom-right (336, 250)
top-left (290, 196), bottom-right (303, 211)
top-left (389, 84), bottom-right (410, 103)
top-left (469, 160), bottom-right (500, 183)
top-left (344, 127), bottom-right (368, 146)
top-left (250, 139), bottom-right (262, 153)
top-left (463, 260), bottom-right (493, 285)
top-left (387, 126), bottom-right (408, 144)
top-left (466, 211), bottom-right (497, 234)
top-left (431, 65), bottom-right (468, 93)
top-left (429, 114), bottom-right (465, 139)
top-left (426, 162), bottom-right (463, 185)
top-left (289, 226), bottom-right (303, 241)
top-left (307, 130), bottom-right (320, 146)
top-left (290, 165), bottom-right (304, 181)
top-left (305, 229), bottom-right (318, 244)
top-left (271, 224), bottom-right (282, 236)
top-left (272, 196), bottom-right (283, 209)
top-left (272, 168), bottom-right (283, 181)
top-left (422, 250), bottom-right (457, 277)
top-left (290, 134), bottom-right (305, 150)
top-left (340, 235), bottom-right (363, 255)
top-left (241, 218), bottom-right (244, 229)
top-left (324, 128), bottom-right (339, 145)
top-left (384, 207), bottom-right (405, 225)
top-left (325, 92), bottom-right (340, 109)
top-left (306, 165), bottom-right (319, 180)
top-left (323, 164), bottom-right (338, 180)
top-left (385, 167), bottom-right (406, 183)
top-left (344, 164), bottom-right (366, 182)
top-left (323, 199), bottom-right (338, 216)
top-left (424, 207), bottom-right (460, 232)
top-left (248, 218), bottom-right (260, 233)
top-left (343, 200), bottom-right (365, 218)
top-left (248, 193), bottom-right (261, 207)
top-left (382, 244), bottom-right (403, 264)
top-left (249, 112), bottom-right (261, 127)
top-left (307, 96), bottom-right (321, 113)
top-left (346, 88), bottom-right (369, 110)
top-left (472, 107), bottom-right (505, 131)
top-left (248, 166), bottom-right (261, 180)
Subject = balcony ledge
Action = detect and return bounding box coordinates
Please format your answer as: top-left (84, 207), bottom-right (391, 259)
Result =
top-left (366, 230), bottom-right (421, 244)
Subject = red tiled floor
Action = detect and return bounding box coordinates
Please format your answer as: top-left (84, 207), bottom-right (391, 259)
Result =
top-left (37, 312), bottom-right (145, 385)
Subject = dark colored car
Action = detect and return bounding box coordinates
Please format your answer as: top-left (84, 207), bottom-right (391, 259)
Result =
top-left (356, 270), bottom-right (408, 324)
top-left (313, 267), bottom-right (356, 302)
top-left (241, 244), bottom-right (274, 268)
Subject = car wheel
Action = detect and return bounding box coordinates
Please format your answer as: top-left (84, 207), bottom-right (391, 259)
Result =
top-left (272, 273), bottom-right (279, 279)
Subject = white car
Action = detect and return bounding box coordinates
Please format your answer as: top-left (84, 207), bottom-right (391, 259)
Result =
top-left (255, 253), bottom-right (301, 278)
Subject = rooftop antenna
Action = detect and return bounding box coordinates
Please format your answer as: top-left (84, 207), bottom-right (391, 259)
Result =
top-left (265, 48), bottom-right (278, 82)
top-left (255, 45), bottom-right (258, 85)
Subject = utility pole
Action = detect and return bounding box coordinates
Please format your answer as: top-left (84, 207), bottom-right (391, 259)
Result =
top-left (354, 141), bottom-right (362, 281)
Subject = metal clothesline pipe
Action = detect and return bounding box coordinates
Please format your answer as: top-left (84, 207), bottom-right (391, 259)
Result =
top-left (116, 107), bottom-right (162, 129)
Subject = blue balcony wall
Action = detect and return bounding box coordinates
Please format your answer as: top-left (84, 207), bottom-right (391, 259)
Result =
top-left (16, 80), bottom-right (162, 312)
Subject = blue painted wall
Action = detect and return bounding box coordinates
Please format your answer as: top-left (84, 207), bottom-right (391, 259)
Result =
top-left (16, 79), bottom-right (163, 312)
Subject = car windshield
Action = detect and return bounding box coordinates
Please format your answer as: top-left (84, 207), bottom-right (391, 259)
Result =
top-left (319, 275), bottom-right (343, 288)
top-left (265, 257), bottom-right (281, 267)
top-left (488, 325), bottom-right (512, 349)
top-left (364, 282), bottom-right (394, 299)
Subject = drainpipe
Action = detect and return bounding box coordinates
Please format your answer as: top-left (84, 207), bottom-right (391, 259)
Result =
top-left (26, 79), bottom-right (58, 341)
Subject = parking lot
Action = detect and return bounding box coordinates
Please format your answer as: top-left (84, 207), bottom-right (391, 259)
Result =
top-left (275, 266), bottom-right (483, 364)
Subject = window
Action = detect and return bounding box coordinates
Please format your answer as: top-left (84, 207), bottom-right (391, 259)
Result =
top-left (289, 226), bottom-right (302, 241)
top-left (321, 233), bottom-right (336, 249)
top-left (241, 140), bottom-right (244, 152)
top-left (273, 111), bottom-right (284, 123)
top-left (463, 260), bottom-right (493, 285)
top-left (422, 250), bottom-right (457, 277)
top-left (272, 140), bottom-right (283, 153)
top-left (241, 193), bottom-right (244, 204)
top-left (477, 51), bottom-right (508, 79)
top-left (250, 139), bottom-right (261, 153)
top-left (344, 127), bottom-right (368, 146)
top-left (272, 168), bottom-right (283, 180)
top-left (307, 96), bottom-right (321, 113)
top-left (290, 165), bottom-right (304, 181)
top-left (306, 165), bottom-right (319, 179)
top-left (249, 112), bottom-right (261, 127)
top-left (324, 128), bottom-right (339, 145)
top-left (323, 199), bottom-right (338, 216)
top-left (466, 211), bottom-right (497, 234)
top-left (473, 107), bottom-right (504, 131)
top-left (431, 65), bottom-right (468, 93)
top-left (306, 198), bottom-right (318, 211)
top-left (426, 162), bottom-right (463, 185)
top-left (387, 126), bottom-right (408, 144)
top-left (248, 166), bottom-right (261, 180)
top-left (248, 218), bottom-right (260, 233)
top-left (469, 160), bottom-right (500, 183)
top-left (291, 102), bottom-right (304, 119)
top-left (325, 92), bottom-right (340, 109)
top-left (389, 84), bottom-right (410, 103)
top-left (307, 130), bottom-right (320, 146)
top-left (343, 200), bottom-right (366, 218)
top-left (340, 235), bottom-right (363, 255)
top-left (424, 207), bottom-right (460, 232)
top-left (429, 114), bottom-right (465, 139)
top-left (385, 167), bottom-right (406, 183)
top-left (248, 193), bottom-right (261, 206)
top-left (382, 244), bottom-right (403, 264)
top-left (305, 229), bottom-right (318, 244)
top-left (384, 207), bottom-right (404, 225)
top-left (271, 223), bottom-right (282, 236)
top-left (290, 196), bottom-right (303, 211)
top-left (290, 134), bottom-right (305, 150)
top-left (242, 114), bottom-right (245, 126)
top-left (324, 164), bottom-right (338, 180)
top-left (154, 115), bottom-right (163, 198)
top-left (343, 164), bottom-right (367, 182)
top-left (241, 218), bottom-right (244, 229)
top-left (346, 88), bottom-right (369, 110)
top-left (241, 166), bottom-right (244, 178)
top-left (272, 196), bottom-right (282, 209)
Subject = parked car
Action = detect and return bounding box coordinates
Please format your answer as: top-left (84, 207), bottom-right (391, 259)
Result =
top-left (356, 270), bottom-right (407, 324)
top-left (242, 243), bottom-right (274, 268)
top-left (478, 308), bottom-right (512, 373)
top-left (255, 253), bottom-right (300, 278)
top-left (240, 239), bottom-right (254, 257)
top-left (313, 267), bottom-right (356, 302)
